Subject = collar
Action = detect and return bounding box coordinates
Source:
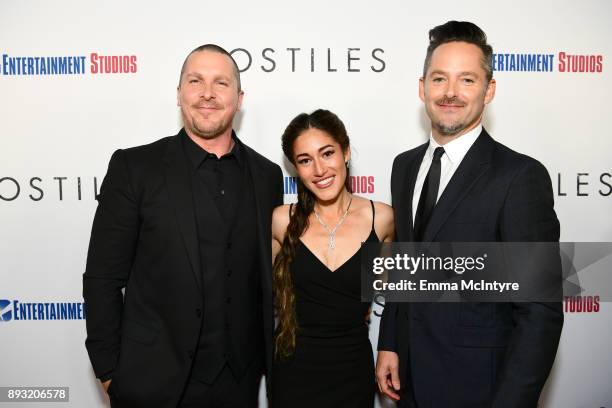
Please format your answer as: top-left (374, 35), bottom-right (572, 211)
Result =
top-left (426, 124), bottom-right (482, 165)
top-left (181, 128), bottom-right (243, 171)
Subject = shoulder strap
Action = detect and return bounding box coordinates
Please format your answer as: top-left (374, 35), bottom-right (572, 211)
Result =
top-left (370, 200), bottom-right (375, 231)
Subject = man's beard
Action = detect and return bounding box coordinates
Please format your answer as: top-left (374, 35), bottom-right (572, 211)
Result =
top-left (188, 100), bottom-right (233, 140)
top-left (430, 96), bottom-right (467, 136)
top-left (433, 120), bottom-right (465, 136)
top-left (193, 118), bottom-right (231, 139)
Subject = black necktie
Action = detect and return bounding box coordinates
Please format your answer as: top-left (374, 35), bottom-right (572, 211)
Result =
top-left (414, 147), bottom-right (445, 241)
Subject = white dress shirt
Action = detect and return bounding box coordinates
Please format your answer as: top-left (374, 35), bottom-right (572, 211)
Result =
top-left (411, 125), bottom-right (482, 222)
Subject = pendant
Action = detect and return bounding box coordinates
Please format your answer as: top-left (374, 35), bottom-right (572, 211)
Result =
top-left (329, 233), bottom-right (336, 250)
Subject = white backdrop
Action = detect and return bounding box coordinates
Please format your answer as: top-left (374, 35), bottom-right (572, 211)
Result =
top-left (1, 0), bottom-right (611, 407)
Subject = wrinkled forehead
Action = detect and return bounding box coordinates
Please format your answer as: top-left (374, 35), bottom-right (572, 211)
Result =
top-left (180, 50), bottom-right (240, 87)
top-left (428, 41), bottom-right (487, 76)
top-left (183, 51), bottom-right (233, 74)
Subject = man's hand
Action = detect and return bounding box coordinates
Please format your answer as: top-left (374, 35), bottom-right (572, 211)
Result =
top-left (102, 379), bottom-right (112, 393)
top-left (376, 350), bottom-right (400, 401)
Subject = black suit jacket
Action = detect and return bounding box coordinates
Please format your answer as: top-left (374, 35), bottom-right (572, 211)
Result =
top-left (379, 129), bottom-right (563, 408)
top-left (83, 131), bottom-right (283, 408)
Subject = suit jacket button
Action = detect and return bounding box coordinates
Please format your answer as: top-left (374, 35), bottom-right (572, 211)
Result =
top-left (195, 308), bottom-right (202, 318)
top-left (188, 350), bottom-right (194, 359)
top-left (227, 270), bottom-right (232, 277)
top-left (226, 297), bottom-right (231, 304)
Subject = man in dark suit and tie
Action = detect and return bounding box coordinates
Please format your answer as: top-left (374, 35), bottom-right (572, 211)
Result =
top-left (83, 44), bottom-right (283, 408)
top-left (376, 21), bottom-right (563, 407)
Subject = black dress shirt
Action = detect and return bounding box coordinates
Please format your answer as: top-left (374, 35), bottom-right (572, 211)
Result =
top-left (181, 130), bottom-right (262, 383)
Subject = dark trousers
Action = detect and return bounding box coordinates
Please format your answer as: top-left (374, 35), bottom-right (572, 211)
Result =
top-left (178, 360), bottom-right (263, 408)
top-left (108, 359), bottom-right (264, 408)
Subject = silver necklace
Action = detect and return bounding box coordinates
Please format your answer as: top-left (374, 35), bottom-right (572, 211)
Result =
top-left (313, 196), bottom-right (353, 250)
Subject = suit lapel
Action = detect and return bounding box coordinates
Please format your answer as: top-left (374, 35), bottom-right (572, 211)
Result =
top-left (163, 135), bottom-right (203, 290)
top-left (422, 129), bottom-right (495, 242)
top-left (399, 144), bottom-right (427, 241)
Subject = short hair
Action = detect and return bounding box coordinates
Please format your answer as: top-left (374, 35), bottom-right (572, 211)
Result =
top-left (179, 44), bottom-right (241, 92)
top-left (423, 21), bottom-right (493, 82)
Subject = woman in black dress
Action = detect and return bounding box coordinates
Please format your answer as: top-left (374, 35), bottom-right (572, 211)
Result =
top-left (271, 109), bottom-right (394, 407)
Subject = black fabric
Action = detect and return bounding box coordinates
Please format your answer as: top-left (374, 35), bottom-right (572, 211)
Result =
top-left (182, 132), bottom-right (263, 383)
top-left (182, 131), bottom-right (243, 220)
top-left (83, 129), bottom-right (284, 408)
top-left (378, 129), bottom-right (563, 408)
top-left (272, 202), bottom-right (378, 408)
top-left (178, 358), bottom-right (263, 408)
top-left (413, 147), bottom-right (444, 241)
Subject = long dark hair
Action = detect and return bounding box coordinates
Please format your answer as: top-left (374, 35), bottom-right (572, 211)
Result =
top-left (274, 109), bottom-right (351, 358)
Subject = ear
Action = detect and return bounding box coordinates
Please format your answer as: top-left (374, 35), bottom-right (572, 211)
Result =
top-left (419, 77), bottom-right (425, 102)
top-left (176, 85), bottom-right (181, 107)
top-left (344, 146), bottom-right (351, 163)
top-left (484, 78), bottom-right (496, 105)
top-left (237, 90), bottom-right (244, 110)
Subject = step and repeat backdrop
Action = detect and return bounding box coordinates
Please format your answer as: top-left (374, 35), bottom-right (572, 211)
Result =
top-left (1, 0), bottom-right (610, 407)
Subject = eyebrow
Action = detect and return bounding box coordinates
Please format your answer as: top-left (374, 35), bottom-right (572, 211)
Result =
top-left (430, 70), bottom-right (479, 77)
top-left (184, 72), bottom-right (232, 81)
top-left (295, 144), bottom-right (335, 158)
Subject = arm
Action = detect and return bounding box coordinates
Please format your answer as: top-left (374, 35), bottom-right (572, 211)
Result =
top-left (376, 164), bottom-right (403, 401)
top-left (271, 204), bottom-right (291, 263)
top-left (492, 160), bottom-right (563, 407)
top-left (376, 305), bottom-right (401, 401)
top-left (373, 201), bottom-right (396, 243)
top-left (366, 202), bottom-right (396, 325)
top-left (271, 165), bottom-right (285, 262)
top-left (83, 149), bottom-right (140, 385)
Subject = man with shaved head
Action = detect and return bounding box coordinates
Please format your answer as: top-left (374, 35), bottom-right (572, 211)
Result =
top-left (84, 44), bottom-right (283, 408)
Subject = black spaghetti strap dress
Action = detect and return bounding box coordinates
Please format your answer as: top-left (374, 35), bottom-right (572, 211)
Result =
top-left (271, 201), bottom-right (378, 408)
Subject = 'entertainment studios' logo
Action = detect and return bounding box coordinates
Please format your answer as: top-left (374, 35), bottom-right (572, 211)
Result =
top-left (284, 175), bottom-right (375, 195)
top-left (0, 299), bottom-right (12, 321)
top-left (0, 298), bottom-right (85, 322)
top-left (1, 52), bottom-right (137, 76)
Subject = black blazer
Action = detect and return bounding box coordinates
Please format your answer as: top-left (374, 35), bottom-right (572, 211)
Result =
top-left (379, 129), bottom-right (563, 408)
top-left (83, 131), bottom-right (283, 408)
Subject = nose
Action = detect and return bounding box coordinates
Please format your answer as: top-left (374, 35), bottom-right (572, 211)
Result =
top-left (313, 157), bottom-right (325, 176)
top-left (444, 78), bottom-right (458, 99)
top-left (200, 82), bottom-right (215, 100)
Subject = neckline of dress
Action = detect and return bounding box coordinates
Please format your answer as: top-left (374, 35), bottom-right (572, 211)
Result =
top-left (298, 229), bottom-right (379, 273)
